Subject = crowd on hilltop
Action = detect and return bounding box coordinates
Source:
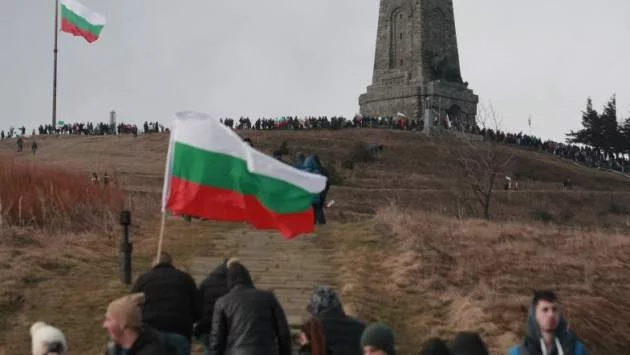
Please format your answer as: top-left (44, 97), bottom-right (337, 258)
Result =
top-left (3, 114), bottom-right (628, 175)
top-left (29, 253), bottom-right (589, 355)
top-left (478, 129), bottom-right (630, 173)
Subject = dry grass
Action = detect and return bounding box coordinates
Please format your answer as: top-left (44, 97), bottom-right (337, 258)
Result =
top-left (321, 205), bottom-right (630, 355)
top-left (1, 132), bottom-right (630, 354)
top-left (0, 157), bottom-right (125, 232)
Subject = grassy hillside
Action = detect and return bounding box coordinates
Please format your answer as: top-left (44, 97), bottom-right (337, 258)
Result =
top-left (1, 130), bottom-right (629, 354)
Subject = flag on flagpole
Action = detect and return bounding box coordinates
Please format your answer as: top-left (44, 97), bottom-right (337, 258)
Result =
top-left (60, 0), bottom-right (106, 43)
top-left (161, 111), bottom-right (327, 239)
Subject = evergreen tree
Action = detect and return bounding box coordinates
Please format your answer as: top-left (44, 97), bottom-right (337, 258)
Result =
top-left (567, 97), bottom-right (602, 148)
top-left (600, 95), bottom-right (621, 156)
top-left (620, 114), bottom-right (630, 154)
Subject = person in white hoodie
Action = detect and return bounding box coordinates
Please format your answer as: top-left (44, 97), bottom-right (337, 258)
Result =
top-left (30, 321), bottom-right (67, 355)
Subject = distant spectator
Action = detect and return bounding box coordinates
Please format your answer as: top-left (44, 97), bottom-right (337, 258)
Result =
top-left (91, 172), bottom-right (99, 185)
top-left (17, 137), bottom-right (23, 152)
top-left (132, 252), bottom-right (200, 355)
top-left (31, 140), bottom-right (38, 155)
top-left (507, 290), bottom-right (588, 355)
top-left (307, 286), bottom-right (365, 355)
top-left (360, 322), bottom-right (396, 355)
top-left (210, 259), bottom-right (292, 355)
top-left (103, 173), bottom-right (110, 186)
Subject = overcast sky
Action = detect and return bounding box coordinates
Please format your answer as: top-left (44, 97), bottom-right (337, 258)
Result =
top-left (1, 0), bottom-right (629, 141)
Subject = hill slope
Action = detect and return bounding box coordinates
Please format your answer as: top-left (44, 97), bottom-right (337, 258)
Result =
top-left (1, 130), bottom-right (630, 354)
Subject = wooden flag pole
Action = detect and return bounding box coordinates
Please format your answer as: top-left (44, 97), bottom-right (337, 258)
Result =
top-left (156, 211), bottom-right (167, 261)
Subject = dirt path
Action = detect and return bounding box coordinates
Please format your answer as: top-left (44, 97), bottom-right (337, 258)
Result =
top-left (187, 228), bottom-right (336, 353)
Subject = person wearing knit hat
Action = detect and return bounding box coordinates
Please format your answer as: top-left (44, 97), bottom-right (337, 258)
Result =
top-left (103, 293), bottom-right (173, 355)
top-left (307, 285), bottom-right (365, 355)
top-left (420, 337), bottom-right (452, 355)
top-left (360, 322), bottom-right (396, 355)
top-left (450, 332), bottom-right (489, 355)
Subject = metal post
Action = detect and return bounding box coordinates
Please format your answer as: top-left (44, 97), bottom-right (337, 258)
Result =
top-left (52, 0), bottom-right (59, 128)
top-left (119, 210), bottom-right (132, 285)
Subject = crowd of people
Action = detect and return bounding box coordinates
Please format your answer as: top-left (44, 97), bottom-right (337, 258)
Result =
top-left (3, 115), bottom-right (628, 176)
top-left (30, 254), bottom-right (589, 355)
top-left (478, 129), bottom-right (630, 173)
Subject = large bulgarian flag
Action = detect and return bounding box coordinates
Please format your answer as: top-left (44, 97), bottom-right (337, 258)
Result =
top-left (60, 0), bottom-right (106, 43)
top-left (161, 111), bottom-right (327, 239)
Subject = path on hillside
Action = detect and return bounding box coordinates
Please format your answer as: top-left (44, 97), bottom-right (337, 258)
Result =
top-left (188, 229), bottom-right (336, 354)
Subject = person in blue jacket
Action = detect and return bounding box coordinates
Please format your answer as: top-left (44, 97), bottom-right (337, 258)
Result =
top-left (300, 154), bottom-right (329, 225)
top-left (508, 290), bottom-right (588, 355)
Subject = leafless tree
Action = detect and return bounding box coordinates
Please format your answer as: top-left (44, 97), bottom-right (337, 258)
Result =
top-left (451, 103), bottom-right (515, 220)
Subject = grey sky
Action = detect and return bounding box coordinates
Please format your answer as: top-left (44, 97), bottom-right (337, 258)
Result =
top-left (1, 0), bottom-right (629, 141)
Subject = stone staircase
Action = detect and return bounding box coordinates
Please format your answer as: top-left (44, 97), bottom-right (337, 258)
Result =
top-left (188, 229), bottom-right (335, 354)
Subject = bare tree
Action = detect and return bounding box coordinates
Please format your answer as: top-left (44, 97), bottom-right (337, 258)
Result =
top-left (451, 103), bottom-right (514, 220)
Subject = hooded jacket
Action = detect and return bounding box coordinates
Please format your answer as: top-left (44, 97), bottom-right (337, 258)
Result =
top-left (195, 261), bottom-right (230, 339)
top-left (209, 262), bottom-right (292, 355)
top-left (508, 305), bottom-right (588, 355)
top-left (299, 155), bottom-right (329, 205)
top-left (307, 286), bottom-right (365, 355)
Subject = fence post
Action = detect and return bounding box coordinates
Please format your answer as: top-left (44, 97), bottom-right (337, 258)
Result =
top-left (119, 210), bottom-right (132, 285)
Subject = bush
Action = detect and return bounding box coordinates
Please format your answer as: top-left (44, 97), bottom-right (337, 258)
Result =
top-left (350, 142), bottom-right (376, 164)
top-left (0, 157), bottom-right (124, 232)
top-left (532, 209), bottom-right (554, 222)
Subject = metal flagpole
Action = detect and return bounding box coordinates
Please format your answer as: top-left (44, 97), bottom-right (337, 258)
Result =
top-left (52, 0), bottom-right (60, 128)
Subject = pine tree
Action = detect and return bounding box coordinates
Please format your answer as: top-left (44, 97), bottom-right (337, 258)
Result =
top-left (620, 114), bottom-right (630, 154)
top-left (600, 95), bottom-right (621, 156)
top-left (567, 97), bottom-right (602, 148)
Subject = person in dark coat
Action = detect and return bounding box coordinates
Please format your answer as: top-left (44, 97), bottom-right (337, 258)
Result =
top-left (507, 291), bottom-right (588, 355)
top-left (420, 338), bottom-right (451, 355)
top-left (209, 259), bottom-right (292, 355)
top-left (450, 332), bottom-right (488, 355)
top-left (103, 293), bottom-right (175, 355)
top-left (131, 252), bottom-right (200, 355)
top-left (194, 259), bottom-right (231, 355)
top-left (307, 285), bottom-right (365, 355)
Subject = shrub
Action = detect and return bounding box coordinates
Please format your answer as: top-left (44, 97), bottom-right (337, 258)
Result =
top-left (0, 157), bottom-right (124, 232)
top-left (350, 142), bottom-right (376, 163)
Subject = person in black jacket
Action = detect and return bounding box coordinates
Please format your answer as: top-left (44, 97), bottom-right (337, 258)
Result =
top-left (209, 259), bottom-right (292, 355)
top-left (103, 293), bottom-right (175, 355)
top-left (131, 252), bottom-right (200, 355)
top-left (307, 285), bottom-right (365, 355)
top-left (194, 259), bottom-right (231, 355)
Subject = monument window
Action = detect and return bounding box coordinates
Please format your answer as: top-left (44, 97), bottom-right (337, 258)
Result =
top-left (389, 8), bottom-right (406, 69)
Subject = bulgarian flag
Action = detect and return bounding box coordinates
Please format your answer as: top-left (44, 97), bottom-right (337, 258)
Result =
top-left (161, 111), bottom-right (327, 239)
top-left (60, 0), bottom-right (106, 43)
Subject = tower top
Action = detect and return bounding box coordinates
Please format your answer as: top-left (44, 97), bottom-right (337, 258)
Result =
top-left (359, 0), bottom-right (478, 127)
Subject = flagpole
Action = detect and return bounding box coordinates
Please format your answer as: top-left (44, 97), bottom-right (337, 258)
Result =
top-left (52, 0), bottom-right (59, 128)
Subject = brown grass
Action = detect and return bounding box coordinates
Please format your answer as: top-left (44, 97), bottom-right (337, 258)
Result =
top-left (322, 205), bottom-right (630, 355)
top-left (0, 156), bottom-right (125, 232)
top-left (2, 132), bottom-right (630, 354)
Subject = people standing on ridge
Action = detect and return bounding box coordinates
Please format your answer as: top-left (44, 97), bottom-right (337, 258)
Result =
top-left (103, 293), bottom-right (174, 355)
top-left (195, 259), bottom-right (230, 355)
top-left (209, 259), bottom-right (292, 355)
top-left (131, 252), bottom-right (200, 355)
top-left (306, 286), bottom-right (365, 355)
top-left (298, 154), bottom-right (329, 225)
top-left (508, 290), bottom-right (589, 355)
top-left (297, 317), bottom-right (329, 355)
top-left (360, 322), bottom-right (397, 355)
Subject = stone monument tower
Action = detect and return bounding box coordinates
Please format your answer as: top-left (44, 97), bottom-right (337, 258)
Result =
top-left (359, 0), bottom-right (478, 131)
